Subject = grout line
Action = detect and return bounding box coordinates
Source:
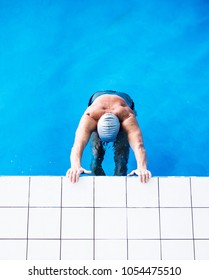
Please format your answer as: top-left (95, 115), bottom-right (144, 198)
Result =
top-left (0, 206), bottom-right (29, 208)
top-left (26, 176), bottom-right (31, 260)
top-left (1, 237), bottom-right (208, 241)
top-left (190, 177), bottom-right (196, 260)
top-left (93, 176), bottom-right (95, 260)
top-left (1, 205), bottom-right (209, 209)
top-left (158, 177), bottom-right (163, 260)
top-left (59, 177), bottom-right (63, 260)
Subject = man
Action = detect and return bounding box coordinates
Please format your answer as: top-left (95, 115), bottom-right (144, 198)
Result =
top-left (66, 90), bottom-right (151, 183)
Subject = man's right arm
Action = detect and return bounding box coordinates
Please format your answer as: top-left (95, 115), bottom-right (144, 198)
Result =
top-left (67, 114), bottom-right (97, 183)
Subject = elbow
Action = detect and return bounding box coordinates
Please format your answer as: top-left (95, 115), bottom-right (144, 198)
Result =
top-left (132, 142), bottom-right (145, 151)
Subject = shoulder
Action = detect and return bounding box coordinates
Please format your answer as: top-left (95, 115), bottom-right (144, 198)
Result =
top-left (121, 114), bottom-right (140, 132)
top-left (114, 106), bottom-right (135, 122)
top-left (77, 112), bottom-right (97, 133)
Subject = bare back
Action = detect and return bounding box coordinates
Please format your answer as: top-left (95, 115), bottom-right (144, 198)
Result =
top-left (84, 94), bottom-right (134, 123)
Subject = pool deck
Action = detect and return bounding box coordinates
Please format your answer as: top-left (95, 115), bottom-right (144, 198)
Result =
top-left (0, 176), bottom-right (209, 260)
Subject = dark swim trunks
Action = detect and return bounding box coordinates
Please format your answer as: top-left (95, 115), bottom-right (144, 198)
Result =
top-left (88, 90), bottom-right (135, 110)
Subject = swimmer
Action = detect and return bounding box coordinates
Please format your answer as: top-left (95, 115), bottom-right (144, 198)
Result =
top-left (66, 90), bottom-right (151, 183)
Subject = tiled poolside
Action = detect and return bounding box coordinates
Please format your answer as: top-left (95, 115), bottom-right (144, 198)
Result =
top-left (0, 176), bottom-right (208, 260)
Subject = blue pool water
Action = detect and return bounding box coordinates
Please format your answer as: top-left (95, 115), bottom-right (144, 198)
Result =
top-left (0, 0), bottom-right (209, 176)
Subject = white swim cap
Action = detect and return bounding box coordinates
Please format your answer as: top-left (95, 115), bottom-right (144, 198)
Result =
top-left (97, 113), bottom-right (120, 142)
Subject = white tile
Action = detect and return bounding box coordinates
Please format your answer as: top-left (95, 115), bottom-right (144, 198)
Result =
top-left (159, 177), bottom-right (191, 207)
top-left (195, 240), bottom-right (209, 260)
top-left (62, 176), bottom-right (93, 207)
top-left (193, 208), bottom-right (209, 238)
top-left (161, 240), bottom-right (194, 260)
top-left (28, 208), bottom-right (60, 238)
top-left (127, 177), bottom-right (158, 207)
top-left (27, 240), bottom-right (60, 260)
top-left (61, 240), bottom-right (93, 260)
top-left (0, 208), bottom-right (28, 238)
top-left (29, 177), bottom-right (61, 207)
top-left (160, 208), bottom-right (193, 239)
top-left (95, 208), bottom-right (127, 239)
top-left (0, 240), bottom-right (27, 260)
top-left (95, 240), bottom-right (127, 260)
top-left (128, 208), bottom-right (160, 239)
top-left (191, 177), bottom-right (209, 207)
top-left (62, 208), bottom-right (93, 239)
top-left (0, 176), bottom-right (29, 207)
top-left (95, 176), bottom-right (126, 207)
top-left (128, 240), bottom-right (161, 260)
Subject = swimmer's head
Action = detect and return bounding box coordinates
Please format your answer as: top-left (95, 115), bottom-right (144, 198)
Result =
top-left (97, 113), bottom-right (120, 142)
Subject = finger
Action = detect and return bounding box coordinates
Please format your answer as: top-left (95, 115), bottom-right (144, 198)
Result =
top-left (127, 170), bottom-right (136, 176)
top-left (145, 171), bottom-right (152, 183)
top-left (141, 170), bottom-right (148, 183)
top-left (67, 169), bottom-right (72, 182)
top-left (83, 169), bottom-right (92, 174)
top-left (70, 170), bottom-right (75, 184)
top-left (141, 171), bottom-right (147, 183)
top-left (66, 169), bottom-right (71, 178)
top-left (75, 171), bottom-right (80, 183)
top-left (72, 170), bottom-right (78, 184)
top-left (138, 171), bottom-right (143, 183)
top-left (68, 170), bottom-right (73, 182)
top-left (141, 172), bottom-right (146, 183)
top-left (144, 171), bottom-right (151, 183)
top-left (145, 173), bottom-right (149, 183)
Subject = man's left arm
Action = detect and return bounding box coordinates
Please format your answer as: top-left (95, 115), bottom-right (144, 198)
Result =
top-left (121, 115), bottom-right (151, 183)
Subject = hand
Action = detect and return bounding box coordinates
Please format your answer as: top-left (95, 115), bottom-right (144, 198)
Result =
top-left (66, 166), bottom-right (92, 183)
top-left (128, 168), bottom-right (152, 183)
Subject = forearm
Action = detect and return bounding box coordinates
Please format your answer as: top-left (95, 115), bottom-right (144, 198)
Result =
top-left (133, 144), bottom-right (147, 169)
top-left (128, 144), bottom-right (151, 183)
top-left (69, 114), bottom-right (97, 168)
top-left (122, 116), bottom-right (148, 169)
top-left (67, 143), bottom-right (91, 183)
top-left (70, 143), bottom-right (85, 167)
